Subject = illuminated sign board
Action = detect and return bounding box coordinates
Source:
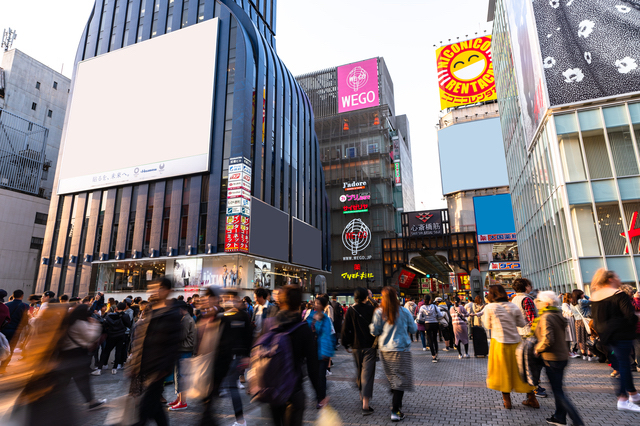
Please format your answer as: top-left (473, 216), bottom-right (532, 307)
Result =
top-left (339, 193), bottom-right (370, 202)
top-left (343, 181), bottom-right (367, 191)
top-left (342, 218), bottom-right (371, 255)
top-left (394, 162), bottom-right (401, 186)
top-left (337, 58), bottom-right (380, 113)
top-left (224, 156), bottom-right (251, 253)
top-left (489, 262), bottom-right (521, 271)
top-left (342, 272), bottom-right (375, 280)
top-left (435, 36), bottom-right (497, 110)
top-left (408, 211), bottom-right (443, 237)
top-left (343, 204), bottom-right (369, 214)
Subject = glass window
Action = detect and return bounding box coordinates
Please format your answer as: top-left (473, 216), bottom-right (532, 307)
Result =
top-left (604, 106), bottom-right (638, 177)
top-left (619, 177), bottom-right (640, 201)
top-left (592, 180), bottom-right (617, 203)
top-left (558, 132), bottom-right (586, 181)
top-left (596, 204), bottom-right (625, 256)
top-left (567, 182), bottom-right (591, 205)
top-left (606, 257), bottom-right (636, 282)
top-left (580, 257), bottom-right (604, 283)
top-left (578, 109), bottom-right (603, 132)
top-left (571, 206), bottom-right (601, 256)
top-left (582, 129), bottom-right (613, 179)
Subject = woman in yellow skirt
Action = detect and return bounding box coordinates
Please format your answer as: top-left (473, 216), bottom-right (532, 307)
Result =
top-left (482, 285), bottom-right (538, 409)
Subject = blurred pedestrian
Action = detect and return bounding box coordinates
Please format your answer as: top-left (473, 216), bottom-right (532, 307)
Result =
top-left (92, 302), bottom-right (131, 375)
top-left (533, 291), bottom-right (584, 426)
top-left (167, 300), bottom-right (196, 411)
top-left (0, 289), bottom-right (29, 373)
top-left (450, 296), bottom-right (470, 358)
top-left (571, 290), bottom-right (594, 361)
top-left (561, 293), bottom-right (579, 358)
top-left (307, 296), bottom-right (335, 409)
top-left (370, 286), bottom-right (417, 422)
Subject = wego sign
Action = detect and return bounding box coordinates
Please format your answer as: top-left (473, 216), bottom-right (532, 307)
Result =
top-left (337, 58), bottom-right (380, 113)
top-left (342, 218), bottom-right (372, 256)
top-left (436, 36), bottom-right (497, 110)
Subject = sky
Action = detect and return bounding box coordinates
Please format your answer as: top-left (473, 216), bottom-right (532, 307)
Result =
top-left (1, 0), bottom-right (493, 210)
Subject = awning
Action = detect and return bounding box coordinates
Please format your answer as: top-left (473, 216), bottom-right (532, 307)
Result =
top-left (408, 249), bottom-right (454, 278)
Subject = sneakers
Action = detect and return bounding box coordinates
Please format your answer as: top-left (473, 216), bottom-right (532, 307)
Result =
top-left (422, 348), bottom-right (426, 351)
top-left (442, 348), bottom-right (450, 352)
top-left (464, 354), bottom-right (470, 358)
top-left (569, 352), bottom-right (580, 359)
top-left (588, 356), bottom-right (595, 362)
top-left (459, 355), bottom-right (463, 359)
top-left (111, 369), bottom-right (117, 375)
top-left (582, 355), bottom-right (587, 360)
top-left (535, 388), bottom-right (548, 398)
top-left (91, 369), bottom-right (101, 376)
top-left (545, 416), bottom-right (567, 425)
top-left (391, 410), bottom-right (405, 421)
top-left (362, 407), bottom-right (374, 416)
top-left (237, 379), bottom-right (245, 389)
top-left (432, 356), bottom-right (438, 363)
top-left (232, 422), bottom-right (247, 426)
top-left (167, 398), bottom-right (180, 407)
top-left (326, 370), bottom-right (332, 376)
top-left (618, 399), bottom-right (640, 412)
top-left (88, 399), bottom-right (107, 410)
top-left (169, 402), bottom-right (188, 411)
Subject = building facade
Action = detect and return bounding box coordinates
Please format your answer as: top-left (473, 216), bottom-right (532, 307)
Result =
top-left (0, 49), bottom-right (71, 294)
top-left (297, 58), bottom-right (414, 293)
top-left (492, 0), bottom-right (640, 292)
top-left (36, 0), bottom-right (330, 299)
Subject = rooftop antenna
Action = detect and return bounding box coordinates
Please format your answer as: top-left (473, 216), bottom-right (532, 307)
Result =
top-left (2, 28), bottom-right (17, 51)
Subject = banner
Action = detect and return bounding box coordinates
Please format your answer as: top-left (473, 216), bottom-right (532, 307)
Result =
top-left (398, 270), bottom-right (416, 289)
top-left (436, 36), bottom-right (497, 110)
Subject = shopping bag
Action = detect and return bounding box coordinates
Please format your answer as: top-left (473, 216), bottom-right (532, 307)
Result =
top-left (104, 394), bottom-right (139, 426)
top-left (316, 405), bottom-right (342, 426)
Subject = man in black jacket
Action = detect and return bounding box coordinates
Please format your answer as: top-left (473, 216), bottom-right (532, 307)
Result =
top-left (341, 287), bottom-right (376, 416)
top-left (330, 295), bottom-right (343, 348)
top-left (92, 302), bottom-right (132, 375)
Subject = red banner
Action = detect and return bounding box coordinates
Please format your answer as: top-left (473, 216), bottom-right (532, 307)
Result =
top-left (398, 270), bottom-right (416, 289)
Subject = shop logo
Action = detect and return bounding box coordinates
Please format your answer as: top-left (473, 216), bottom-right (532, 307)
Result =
top-left (416, 213), bottom-right (434, 223)
top-left (134, 167), bottom-right (139, 175)
top-left (346, 66), bottom-right (369, 91)
top-left (342, 218), bottom-right (372, 256)
top-left (621, 211), bottom-right (640, 254)
top-left (339, 195), bottom-right (347, 202)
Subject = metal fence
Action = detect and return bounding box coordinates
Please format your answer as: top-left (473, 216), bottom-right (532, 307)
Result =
top-left (0, 109), bottom-right (49, 195)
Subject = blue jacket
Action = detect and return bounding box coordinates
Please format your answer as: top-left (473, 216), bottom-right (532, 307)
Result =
top-left (306, 310), bottom-right (335, 360)
top-left (1, 300), bottom-right (28, 341)
top-left (370, 306), bottom-right (417, 352)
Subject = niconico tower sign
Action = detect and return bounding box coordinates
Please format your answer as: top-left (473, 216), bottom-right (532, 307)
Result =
top-left (342, 218), bottom-right (372, 256)
top-left (337, 58), bottom-right (380, 113)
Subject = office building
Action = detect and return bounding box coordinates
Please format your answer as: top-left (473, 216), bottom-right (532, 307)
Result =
top-left (36, 0), bottom-right (330, 299)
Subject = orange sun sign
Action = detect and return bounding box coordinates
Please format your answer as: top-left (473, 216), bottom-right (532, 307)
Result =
top-left (436, 35), bottom-right (497, 110)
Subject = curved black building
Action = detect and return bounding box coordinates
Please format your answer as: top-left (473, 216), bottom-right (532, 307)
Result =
top-left (36, 0), bottom-right (330, 298)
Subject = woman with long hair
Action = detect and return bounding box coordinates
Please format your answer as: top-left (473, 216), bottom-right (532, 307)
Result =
top-left (561, 293), bottom-right (579, 358)
top-left (483, 285), bottom-right (538, 410)
top-left (570, 289), bottom-right (593, 360)
top-left (416, 294), bottom-right (444, 362)
top-left (450, 296), bottom-right (470, 358)
top-left (370, 286), bottom-right (417, 422)
top-left (590, 268), bottom-right (640, 412)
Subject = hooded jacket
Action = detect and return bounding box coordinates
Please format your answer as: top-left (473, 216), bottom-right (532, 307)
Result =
top-left (591, 287), bottom-right (637, 344)
top-left (104, 311), bottom-right (132, 338)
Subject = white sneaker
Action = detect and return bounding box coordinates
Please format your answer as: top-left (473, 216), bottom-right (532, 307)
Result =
top-left (326, 370), bottom-right (332, 376)
top-left (232, 422), bottom-right (247, 426)
top-left (91, 370), bottom-right (101, 376)
top-left (111, 369), bottom-right (117, 375)
top-left (237, 379), bottom-right (245, 389)
top-left (117, 365), bottom-right (123, 370)
top-left (582, 355), bottom-right (587, 360)
top-left (464, 354), bottom-right (470, 358)
top-left (422, 348), bottom-right (426, 351)
top-left (618, 400), bottom-right (640, 412)
top-left (458, 355), bottom-right (462, 359)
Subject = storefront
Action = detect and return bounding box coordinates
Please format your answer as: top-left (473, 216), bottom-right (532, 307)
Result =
top-left (91, 254), bottom-right (321, 300)
top-left (485, 261), bottom-right (521, 289)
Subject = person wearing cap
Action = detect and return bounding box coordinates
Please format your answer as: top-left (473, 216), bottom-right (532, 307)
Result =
top-left (167, 300), bottom-right (197, 411)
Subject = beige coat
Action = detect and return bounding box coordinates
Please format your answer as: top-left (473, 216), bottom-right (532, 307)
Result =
top-left (482, 302), bottom-right (525, 344)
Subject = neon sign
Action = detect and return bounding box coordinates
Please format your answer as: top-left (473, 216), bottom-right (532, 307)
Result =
top-left (342, 272), bottom-right (374, 280)
top-left (343, 204), bottom-right (369, 214)
top-left (342, 218), bottom-right (371, 255)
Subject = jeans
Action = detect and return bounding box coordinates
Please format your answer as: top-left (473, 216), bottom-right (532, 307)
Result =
top-left (610, 340), bottom-right (637, 397)
top-left (222, 356), bottom-right (245, 421)
top-left (174, 352), bottom-right (193, 395)
top-left (425, 323), bottom-right (439, 356)
top-left (419, 330), bottom-right (426, 348)
top-left (270, 390), bottom-right (305, 426)
top-left (544, 360), bottom-right (584, 425)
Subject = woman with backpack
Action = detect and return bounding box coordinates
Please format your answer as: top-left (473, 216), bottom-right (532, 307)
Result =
top-left (370, 286), bottom-right (417, 422)
top-left (483, 284), bottom-right (538, 410)
top-left (450, 296), bottom-right (470, 358)
top-left (570, 290), bottom-right (594, 361)
top-left (590, 268), bottom-right (640, 413)
top-left (416, 294), bottom-right (444, 362)
top-left (306, 296), bottom-right (335, 409)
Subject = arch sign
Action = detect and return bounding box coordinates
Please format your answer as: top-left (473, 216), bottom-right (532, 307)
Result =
top-left (436, 35), bottom-right (497, 110)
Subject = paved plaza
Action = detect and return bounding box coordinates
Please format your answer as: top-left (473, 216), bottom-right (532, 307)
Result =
top-left (8, 339), bottom-right (639, 426)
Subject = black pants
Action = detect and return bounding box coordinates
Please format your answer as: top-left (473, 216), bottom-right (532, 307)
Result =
top-left (425, 323), bottom-right (439, 356)
top-left (392, 389), bottom-right (404, 412)
top-left (317, 359), bottom-right (329, 402)
top-left (270, 390), bottom-right (305, 426)
top-left (59, 347), bottom-right (94, 403)
top-left (133, 378), bottom-right (168, 426)
top-left (98, 335), bottom-right (125, 368)
top-left (544, 360), bottom-right (584, 425)
top-left (353, 348), bottom-right (376, 398)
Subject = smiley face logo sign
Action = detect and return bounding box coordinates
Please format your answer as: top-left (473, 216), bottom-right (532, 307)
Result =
top-left (436, 35), bottom-right (497, 110)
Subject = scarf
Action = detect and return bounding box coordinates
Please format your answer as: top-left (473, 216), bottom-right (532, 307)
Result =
top-left (530, 306), bottom-right (560, 336)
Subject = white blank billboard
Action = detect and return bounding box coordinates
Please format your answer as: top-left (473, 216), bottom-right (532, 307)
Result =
top-left (57, 18), bottom-right (219, 194)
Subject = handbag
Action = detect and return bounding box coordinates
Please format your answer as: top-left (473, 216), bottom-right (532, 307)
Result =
top-left (186, 319), bottom-right (221, 400)
top-left (104, 394), bottom-right (141, 426)
top-left (416, 307), bottom-right (426, 325)
top-left (572, 304), bottom-right (591, 335)
top-left (438, 308), bottom-right (449, 328)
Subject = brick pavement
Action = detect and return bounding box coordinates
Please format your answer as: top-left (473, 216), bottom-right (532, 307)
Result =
top-left (4, 339), bottom-right (640, 425)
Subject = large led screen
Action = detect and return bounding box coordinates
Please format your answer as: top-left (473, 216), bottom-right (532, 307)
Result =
top-left (337, 58), bottom-right (380, 113)
top-left (435, 36), bottom-right (497, 110)
top-left (438, 117), bottom-right (508, 195)
top-left (473, 194), bottom-right (517, 244)
top-left (57, 18), bottom-right (218, 194)
top-left (532, 0), bottom-right (640, 107)
top-left (505, 0), bottom-right (548, 150)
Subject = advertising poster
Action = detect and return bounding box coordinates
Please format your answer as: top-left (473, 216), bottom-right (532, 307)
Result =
top-left (505, 0), bottom-right (549, 149)
top-left (473, 194), bottom-right (517, 244)
top-left (398, 269), bottom-right (416, 289)
top-left (407, 210), bottom-right (443, 237)
top-left (173, 258), bottom-right (203, 287)
top-left (435, 36), bottom-right (498, 110)
top-left (337, 58), bottom-right (380, 113)
top-left (532, 0), bottom-right (640, 107)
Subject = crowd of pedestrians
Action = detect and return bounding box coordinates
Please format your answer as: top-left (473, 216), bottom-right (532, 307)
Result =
top-left (1, 267), bottom-right (640, 425)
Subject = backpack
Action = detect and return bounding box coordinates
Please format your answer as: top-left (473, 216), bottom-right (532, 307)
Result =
top-left (248, 321), bottom-right (306, 406)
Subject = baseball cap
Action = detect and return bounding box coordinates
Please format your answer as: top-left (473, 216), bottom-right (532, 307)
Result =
top-left (434, 297), bottom-right (443, 302)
